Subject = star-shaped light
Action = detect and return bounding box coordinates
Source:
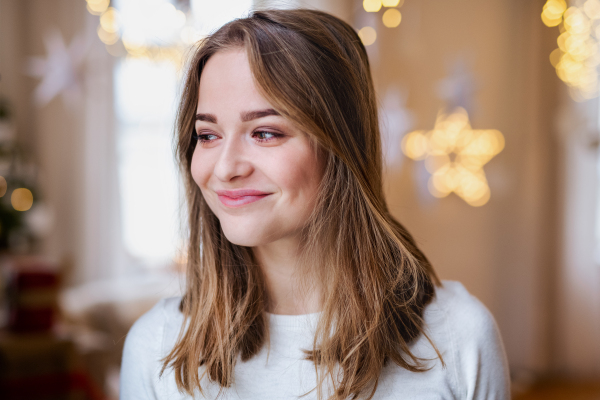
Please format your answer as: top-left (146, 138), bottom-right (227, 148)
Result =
top-left (27, 29), bottom-right (88, 107)
top-left (401, 107), bottom-right (504, 207)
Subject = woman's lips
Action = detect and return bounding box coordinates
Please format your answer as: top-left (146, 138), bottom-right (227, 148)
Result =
top-left (215, 189), bottom-right (271, 208)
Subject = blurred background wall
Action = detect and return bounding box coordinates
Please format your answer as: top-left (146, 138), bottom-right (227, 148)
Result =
top-left (0, 0), bottom-right (599, 398)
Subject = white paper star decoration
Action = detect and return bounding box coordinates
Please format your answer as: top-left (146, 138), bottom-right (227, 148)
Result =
top-left (27, 29), bottom-right (88, 107)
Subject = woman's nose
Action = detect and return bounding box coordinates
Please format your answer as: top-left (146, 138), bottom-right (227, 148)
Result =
top-left (213, 136), bottom-right (253, 182)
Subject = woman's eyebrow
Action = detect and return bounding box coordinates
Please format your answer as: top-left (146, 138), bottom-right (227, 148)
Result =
top-left (195, 109), bottom-right (280, 124)
top-left (241, 108), bottom-right (280, 122)
top-left (195, 113), bottom-right (217, 123)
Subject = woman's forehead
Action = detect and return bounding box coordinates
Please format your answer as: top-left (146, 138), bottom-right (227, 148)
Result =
top-left (197, 49), bottom-right (272, 114)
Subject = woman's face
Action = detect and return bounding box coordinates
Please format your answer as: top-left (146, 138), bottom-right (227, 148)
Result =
top-left (191, 48), bottom-right (324, 248)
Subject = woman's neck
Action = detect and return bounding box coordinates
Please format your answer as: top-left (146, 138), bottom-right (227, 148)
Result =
top-left (252, 238), bottom-right (321, 315)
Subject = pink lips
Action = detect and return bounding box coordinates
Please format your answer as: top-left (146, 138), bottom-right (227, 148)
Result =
top-left (215, 189), bottom-right (271, 208)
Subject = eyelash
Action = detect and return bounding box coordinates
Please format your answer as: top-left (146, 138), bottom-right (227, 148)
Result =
top-left (193, 130), bottom-right (284, 144)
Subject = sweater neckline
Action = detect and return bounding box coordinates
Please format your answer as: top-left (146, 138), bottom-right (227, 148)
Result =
top-left (266, 311), bottom-right (321, 330)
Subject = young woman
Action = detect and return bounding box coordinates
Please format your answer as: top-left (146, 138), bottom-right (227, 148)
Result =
top-left (121, 9), bottom-right (510, 400)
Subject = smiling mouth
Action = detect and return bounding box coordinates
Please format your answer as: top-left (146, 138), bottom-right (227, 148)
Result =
top-left (215, 189), bottom-right (271, 208)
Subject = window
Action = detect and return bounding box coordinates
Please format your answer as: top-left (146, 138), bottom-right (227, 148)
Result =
top-left (113, 0), bottom-right (253, 268)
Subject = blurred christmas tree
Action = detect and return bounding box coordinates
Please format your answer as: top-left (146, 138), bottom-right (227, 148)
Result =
top-left (0, 97), bottom-right (41, 253)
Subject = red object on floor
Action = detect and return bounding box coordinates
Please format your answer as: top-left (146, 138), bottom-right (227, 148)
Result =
top-left (15, 270), bottom-right (58, 290)
top-left (0, 371), bottom-right (106, 400)
top-left (9, 307), bottom-right (54, 332)
top-left (7, 267), bottom-right (59, 333)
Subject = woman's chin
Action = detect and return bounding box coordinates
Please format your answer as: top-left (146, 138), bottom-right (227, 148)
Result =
top-left (221, 228), bottom-right (266, 247)
top-left (223, 235), bottom-right (261, 247)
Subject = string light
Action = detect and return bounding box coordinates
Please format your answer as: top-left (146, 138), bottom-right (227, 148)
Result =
top-left (97, 25), bottom-right (119, 45)
top-left (543, 0), bottom-right (600, 101)
top-left (85, 0), bottom-right (189, 67)
top-left (0, 176), bottom-right (6, 197)
top-left (363, 0), bottom-right (383, 12)
top-left (11, 188), bottom-right (34, 212)
top-left (542, 0), bottom-right (567, 26)
top-left (402, 107), bottom-right (504, 207)
top-left (382, 0), bottom-right (403, 6)
top-left (86, 0), bottom-right (109, 15)
top-left (382, 9), bottom-right (402, 28)
top-left (100, 7), bottom-right (120, 34)
top-left (358, 27), bottom-right (377, 46)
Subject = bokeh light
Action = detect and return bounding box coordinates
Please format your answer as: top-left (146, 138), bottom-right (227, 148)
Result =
top-left (363, 0), bottom-right (382, 13)
top-left (542, 0), bottom-right (567, 26)
top-left (86, 0), bottom-right (110, 15)
top-left (358, 26), bottom-right (377, 46)
top-left (0, 176), bottom-right (6, 197)
top-left (402, 107), bottom-right (504, 207)
top-left (382, 0), bottom-right (403, 7)
top-left (543, 0), bottom-right (600, 101)
top-left (382, 9), bottom-right (402, 28)
top-left (11, 188), bottom-right (34, 212)
top-left (85, 0), bottom-right (252, 68)
top-left (97, 25), bottom-right (120, 45)
top-left (100, 7), bottom-right (121, 34)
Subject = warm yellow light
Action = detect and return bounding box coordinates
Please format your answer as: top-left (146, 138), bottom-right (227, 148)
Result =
top-left (403, 108), bottom-right (503, 206)
top-left (584, 0), bottom-right (600, 19)
top-left (430, 165), bottom-right (453, 197)
top-left (428, 176), bottom-right (451, 198)
top-left (100, 7), bottom-right (120, 34)
top-left (585, 52), bottom-right (600, 67)
top-left (0, 176), bottom-right (6, 197)
top-left (464, 186), bottom-right (490, 207)
top-left (542, 12), bottom-right (562, 27)
top-left (564, 8), bottom-right (591, 35)
top-left (382, 0), bottom-right (402, 7)
top-left (401, 131), bottom-right (429, 160)
top-left (557, 32), bottom-right (569, 52)
top-left (424, 154), bottom-right (450, 174)
top-left (11, 188), bottom-right (33, 211)
top-left (382, 9), bottom-right (402, 28)
top-left (86, 0), bottom-right (109, 15)
top-left (363, 0), bottom-right (382, 13)
top-left (542, 0), bottom-right (566, 27)
top-left (122, 38), bottom-right (147, 58)
top-left (545, 1), bottom-right (600, 100)
top-left (97, 25), bottom-right (119, 45)
top-left (543, 0), bottom-right (567, 18)
top-left (358, 26), bottom-right (377, 46)
top-left (429, 129), bottom-right (452, 154)
top-left (564, 35), bottom-right (582, 53)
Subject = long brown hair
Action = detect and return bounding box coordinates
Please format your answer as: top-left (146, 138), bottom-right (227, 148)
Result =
top-left (164, 8), bottom-right (441, 400)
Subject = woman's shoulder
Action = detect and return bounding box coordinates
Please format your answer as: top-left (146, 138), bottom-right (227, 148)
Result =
top-left (424, 280), bottom-right (504, 353)
top-left (420, 280), bottom-right (510, 398)
top-left (128, 297), bottom-right (184, 336)
top-left (429, 280), bottom-right (496, 334)
top-left (120, 297), bottom-right (184, 399)
top-left (125, 296), bottom-right (185, 357)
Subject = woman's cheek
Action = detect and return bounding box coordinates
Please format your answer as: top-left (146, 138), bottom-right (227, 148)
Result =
top-left (190, 147), bottom-right (210, 189)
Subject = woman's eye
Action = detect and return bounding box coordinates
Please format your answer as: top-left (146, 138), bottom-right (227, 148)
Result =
top-left (253, 131), bottom-right (282, 142)
top-left (195, 133), bottom-right (219, 143)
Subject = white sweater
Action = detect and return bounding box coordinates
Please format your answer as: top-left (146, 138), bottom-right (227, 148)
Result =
top-left (120, 280), bottom-right (510, 399)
